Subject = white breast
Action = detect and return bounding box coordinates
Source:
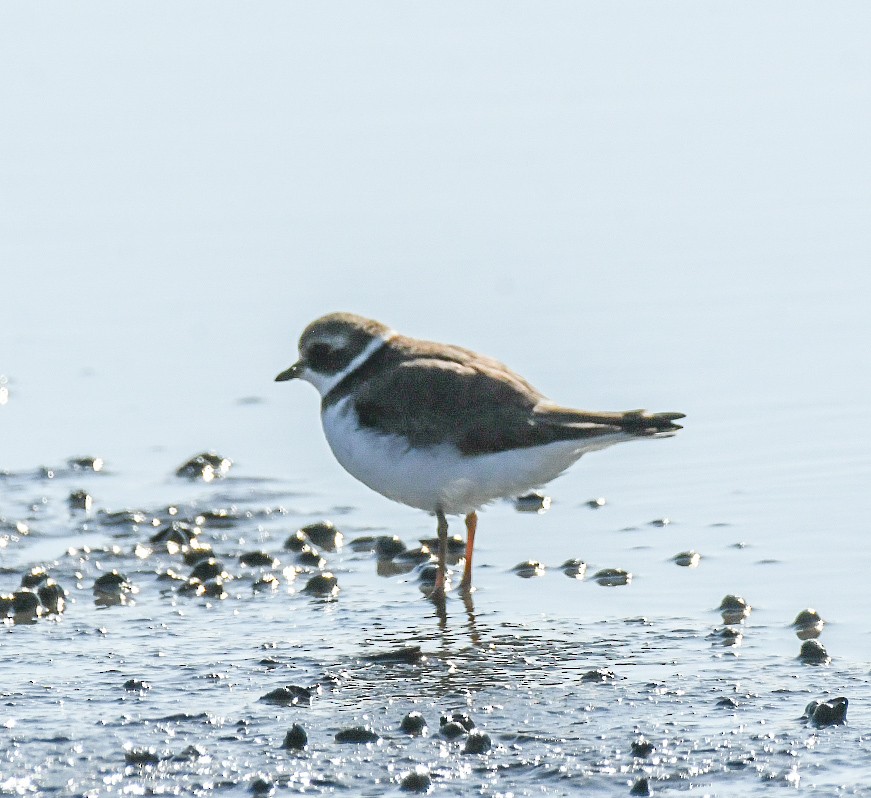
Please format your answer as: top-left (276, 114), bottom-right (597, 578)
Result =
top-left (320, 398), bottom-right (629, 515)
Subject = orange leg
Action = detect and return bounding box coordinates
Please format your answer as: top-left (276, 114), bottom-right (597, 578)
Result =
top-left (432, 509), bottom-right (449, 600)
top-left (460, 511), bottom-right (477, 592)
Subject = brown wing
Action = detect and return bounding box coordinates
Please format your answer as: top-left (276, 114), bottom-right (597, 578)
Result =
top-left (351, 351), bottom-right (683, 455)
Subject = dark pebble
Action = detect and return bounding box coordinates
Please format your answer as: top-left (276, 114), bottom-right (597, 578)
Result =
top-left (375, 535), bottom-right (407, 559)
top-left (716, 697), bottom-right (739, 709)
top-left (440, 711), bottom-right (475, 731)
top-left (11, 590), bottom-right (41, 615)
top-left (124, 748), bottom-right (161, 765)
top-left (586, 497), bottom-right (606, 509)
top-left (804, 697), bottom-right (847, 727)
top-left (151, 521), bottom-right (200, 545)
top-left (300, 521), bottom-right (343, 551)
top-left (629, 776), bottom-right (651, 796)
top-left (400, 712), bottom-right (427, 736)
top-left (400, 768), bottom-right (432, 793)
top-left (709, 627), bottom-right (743, 647)
top-left (68, 456), bottom-right (104, 472)
top-left (593, 568), bottom-right (632, 586)
top-left (281, 723), bottom-right (308, 750)
top-left (0, 594), bottom-right (14, 616)
top-left (512, 560), bottom-right (545, 578)
top-left (420, 534), bottom-right (465, 555)
top-left (514, 492), bottom-right (551, 513)
top-left (561, 559), bottom-right (587, 579)
top-left (253, 574), bottom-right (280, 592)
top-left (416, 564), bottom-right (439, 585)
top-left (335, 725), bottom-right (380, 744)
top-left (718, 594), bottom-right (751, 624)
top-left (348, 535), bottom-right (378, 552)
top-left (439, 721), bottom-right (467, 739)
top-left (631, 738), bottom-right (655, 758)
top-left (302, 573), bottom-right (339, 597)
top-left (283, 531), bottom-right (309, 551)
top-left (364, 645), bottom-right (424, 664)
top-left (463, 730), bottom-right (492, 754)
top-left (649, 518), bottom-right (670, 527)
top-left (260, 685), bottom-right (313, 706)
top-left (249, 777), bottom-right (273, 795)
top-left (123, 679), bottom-right (150, 691)
top-left (21, 566), bottom-right (50, 588)
top-left (672, 551), bottom-right (700, 567)
top-left (189, 558), bottom-right (228, 582)
top-left (199, 578), bottom-right (228, 599)
top-left (395, 546), bottom-right (435, 564)
top-left (182, 541), bottom-right (214, 565)
top-left (581, 668), bottom-right (617, 683)
top-left (197, 508), bottom-right (239, 528)
top-left (175, 452), bottom-right (232, 481)
top-left (68, 490), bottom-right (92, 511)
top-left (798, 640), bottom-right (831, 665)
top-left (239, 551), bottom-right (278, 568)
top-left (296, 545), bottom-right (326, 568)
top-left (792, 608), bottom-right (824, 640)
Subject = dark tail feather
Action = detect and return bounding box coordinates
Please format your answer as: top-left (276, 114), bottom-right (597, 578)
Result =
top-left (619, 410), bottom-right (685, 437)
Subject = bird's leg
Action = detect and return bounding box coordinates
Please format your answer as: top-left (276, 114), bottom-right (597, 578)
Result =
top-left (432, 509), bottom-right (449, 601)
top-left (460, 511), bottom-right (477, 592)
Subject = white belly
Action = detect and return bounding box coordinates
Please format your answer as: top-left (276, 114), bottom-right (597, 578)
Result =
top-left (321, 398), bottom-right (629, 515)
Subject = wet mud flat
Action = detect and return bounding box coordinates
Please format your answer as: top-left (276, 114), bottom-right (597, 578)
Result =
top-left (1, 457), bottom-right (869, 796)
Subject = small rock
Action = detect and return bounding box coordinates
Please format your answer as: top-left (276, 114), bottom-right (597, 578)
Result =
top-left (124, 747), bottom-right (161, 765)
top-left (281, 723), bottom-right (308, 750)
top-left (123, 679), bottom-right (150, 691)
top-left (803, 697), bottom-right (847, 727)
top-left (260, 685), bottom-right (313, 706)
top-left (514, 492), bottom-right (551, 513)
top-left (400, 711), bottom-right (428, 736)
top-left (419, 534), bottom-right (465, 556)
top-left (672, 551), bottom-right (700, 568)
top-left (21, 566), bottom-right (50, 588)
top-left (239, 551), bottom-right (278, 568)
top-left (374, 535), bottom-right (407, 559)
top-left (718, 594), bottom-right (751, 624)
top-left (798, 640), bottom-right (831, 665)
top-left (300, 521), bottom-right (343, 551)
top-left (400, 766), bottom-right (432, 793)
top-left (440, 712), bottom-right (475, 731)
top-left (709, 627), bottom-right (743, 647)
top-left (631, 738), bottom-right (655, 758)
top-left (302, 572), bottom-right (339, 597)
top-left (649, 518), bottom-right (670, 527)
top-left (335, 725), bottom-right (380, 744)
top-left (586, 497), bottom-right (607, 509)
top-left (68, 490), bottom-right (93, 512)
top-left (581, 668), bottom-right (617, 683)
top-left (561, 559), bottom-right (587, 579)
top-left (594, 568), bottom-right (632, 586)
top-left (629, 776), bottom-right (651, 796)
top-left (68, 456), bottom-right (104, 472)
top-left (295, 545), bottom-right (326, 569)
top-left (11, 590), bottom-right (41, 616)
top-left (151, 521), bottom-right (200, 545)
top-left (792, 608), bottom-right (825, 640)
top-left (439, 721), bottom-right (467, 739)
top-left (283, 531), bottom-right (308, 551)
top-left (190, 558), bottom-right (229, 582)
top-left (463, 730), bottom-right (492, 754)
top-left (249, 777), bottom-right (273, 795)
top-left (175, 452), bottom-right (232, 481)
top-left (716, 696), bottom-right (739, 709)
top-left (364, 646), bottom-right (424, 664)
top-left (512, 560), bottom-right (546, 578)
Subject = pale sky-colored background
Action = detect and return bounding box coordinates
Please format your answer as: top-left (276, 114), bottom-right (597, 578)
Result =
top-left (2, 2), bottom-right (869, 511)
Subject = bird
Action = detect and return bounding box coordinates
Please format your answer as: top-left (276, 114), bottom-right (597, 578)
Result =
top-left (276, 312), bottom-right (684, 601)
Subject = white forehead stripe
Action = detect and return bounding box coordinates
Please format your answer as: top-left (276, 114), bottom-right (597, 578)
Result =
top-left (300, 330), bottom-right (394, 398)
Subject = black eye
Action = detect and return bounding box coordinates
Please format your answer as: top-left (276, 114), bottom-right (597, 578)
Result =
top-left (306, 343), bottom-right (334, 371)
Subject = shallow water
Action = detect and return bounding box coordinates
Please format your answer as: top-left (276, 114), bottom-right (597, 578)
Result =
top-left (2, 2), bottom-right (871, 794)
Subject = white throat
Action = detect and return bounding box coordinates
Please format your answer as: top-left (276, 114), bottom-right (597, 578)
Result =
top-left (300, 331), bottom-right (394, 398)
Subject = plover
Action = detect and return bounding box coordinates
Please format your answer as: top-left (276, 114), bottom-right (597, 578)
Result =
top-left (276, 313), bottom-right (684, 600)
